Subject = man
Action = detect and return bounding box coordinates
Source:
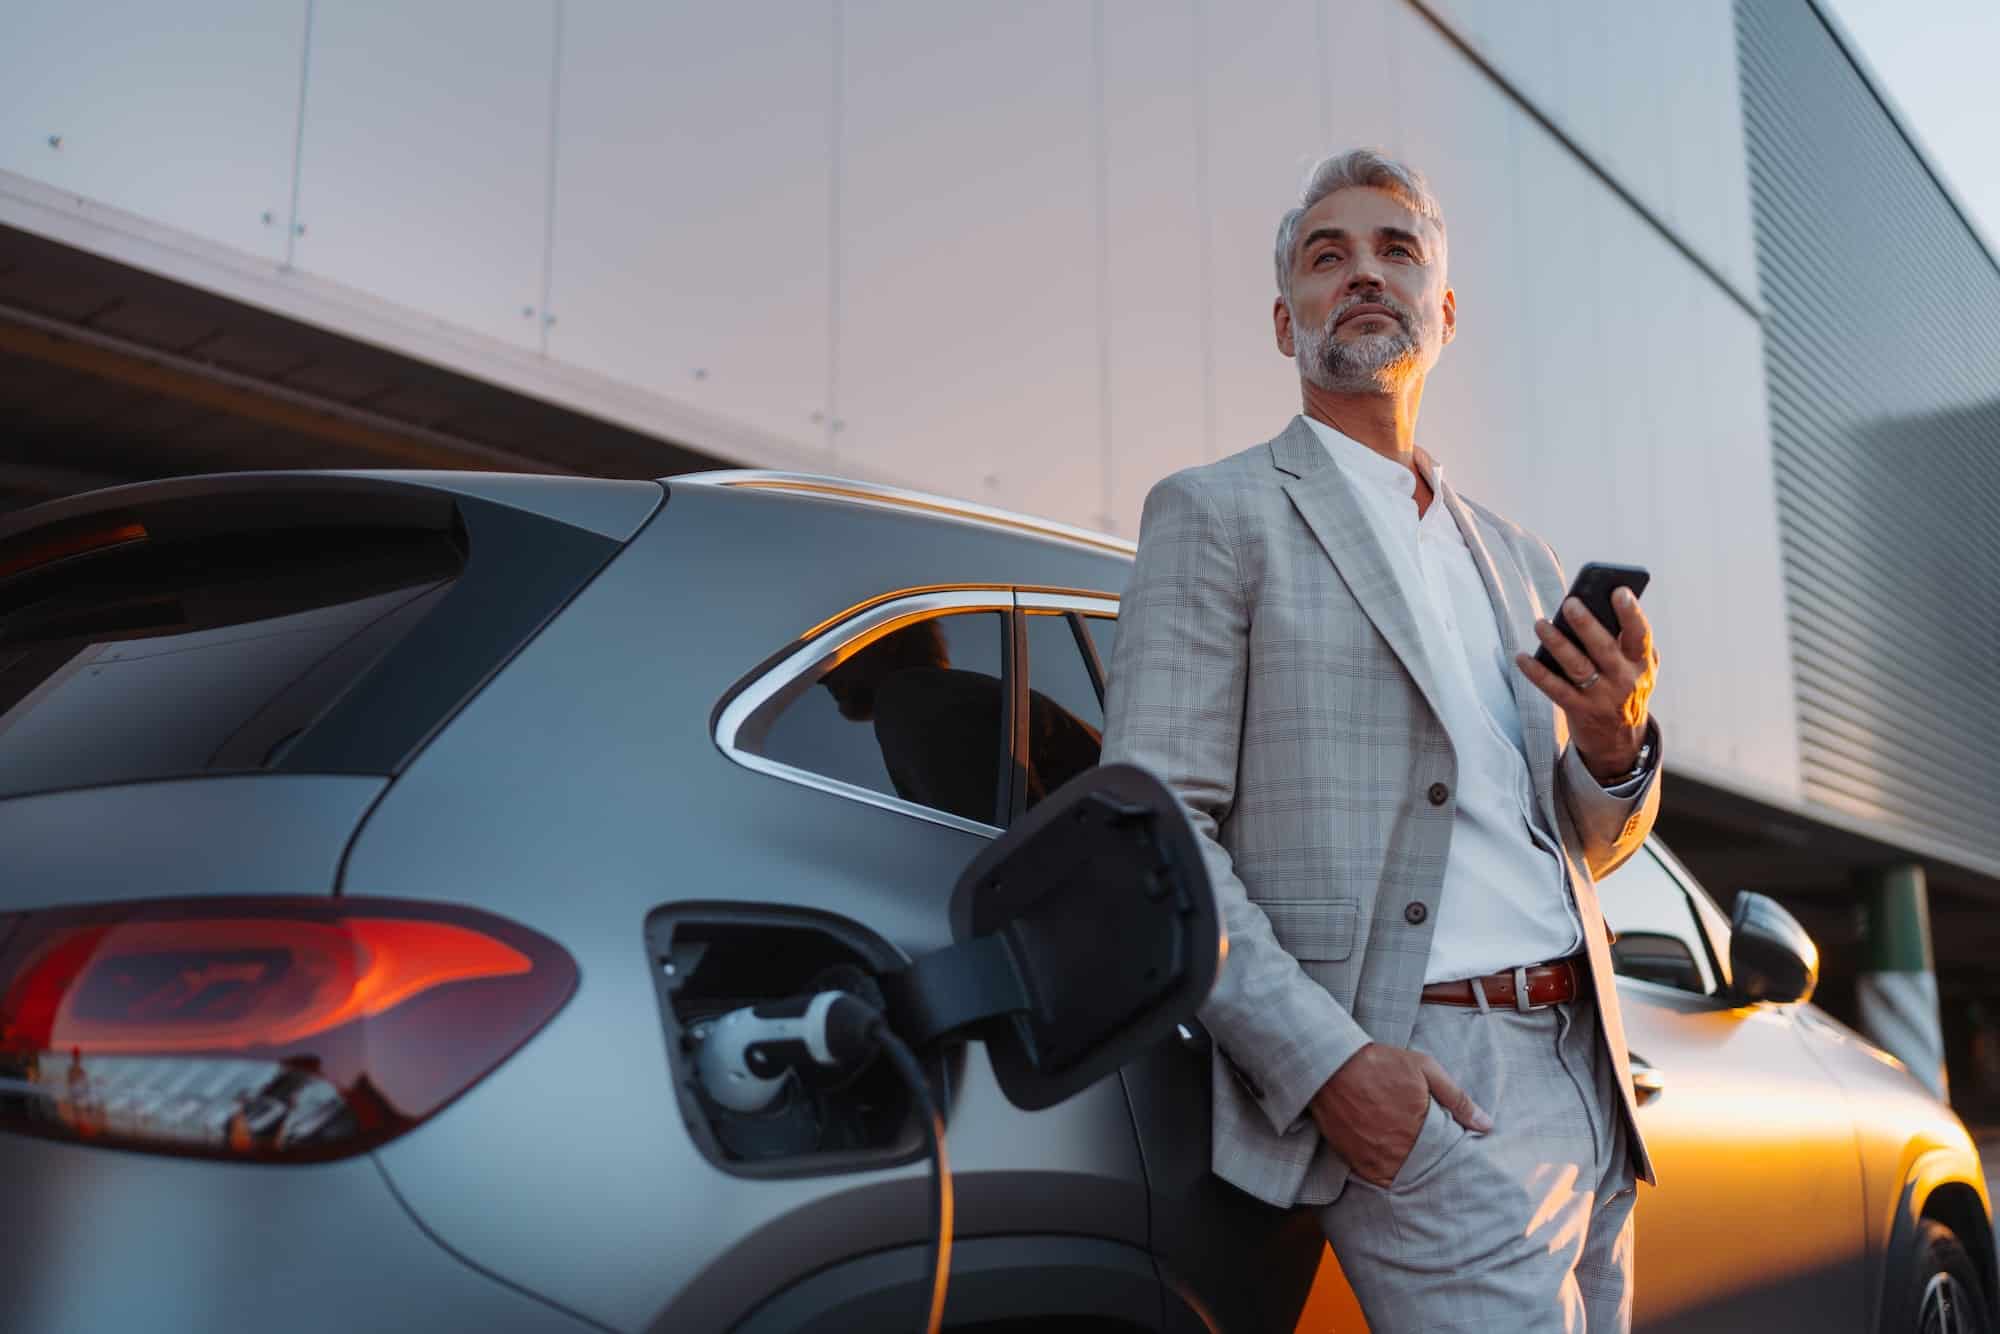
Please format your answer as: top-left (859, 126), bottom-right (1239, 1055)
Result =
top-left (1100, 149), bottom-right (1663, 1331)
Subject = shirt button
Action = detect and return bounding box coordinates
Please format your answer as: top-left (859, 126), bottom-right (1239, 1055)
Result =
top-left (1405, 901), bottom-right (1429, 926)
top-left (1427, 782), bottom-right (1450, 806)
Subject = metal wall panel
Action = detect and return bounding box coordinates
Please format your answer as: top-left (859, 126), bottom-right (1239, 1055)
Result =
top-left (1196, 0), bottom-right (1325, 461)
top-left (1707, 0), bottom-right (1760, 305)
top-left (0, 0), bottom-right (1809, 806)
top-left (1738, 0), bottom-right (2000, 862)
top-left (0, 0), bottom-right (306, 262)
top-left (1377, 0), bottom-right (1530, 510)
top-left (291, 0), bottom-right (555, 348)
top-left (1709, 268), bottom-right (1799, 785)
top-left (1317, 0), bottom-right (1401, 149)
top-left (1419, 0), bottom-right (1759, 300)
top-left (1519, 127), bottom-right (1622, 560)
top-left (1549, 0), bottom-right (1613, 167)
top-left (836, 0), bottom-right (1100, 520)
top-left (1100, 0), bottom-right (1207, 531)
top-left (1654, 2), bottom-right (1718, 266)
top-left (542, 3), bottom-right (835, 456)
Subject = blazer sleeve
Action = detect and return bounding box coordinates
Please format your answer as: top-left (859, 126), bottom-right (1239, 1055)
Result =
top-left (1558, 718), bottom-right (1664, 880)
top-left (1101, 472), bottom-right (1372, 1136)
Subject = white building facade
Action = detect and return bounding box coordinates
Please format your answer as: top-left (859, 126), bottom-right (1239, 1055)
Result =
top-left (4, 0), bottom-right (1994, 914)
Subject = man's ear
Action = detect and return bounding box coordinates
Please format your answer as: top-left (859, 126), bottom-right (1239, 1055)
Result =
top-left (1440, 286), bottom-right (1457, 345)
top-left (1274, 295), bottom-right (1296, 358)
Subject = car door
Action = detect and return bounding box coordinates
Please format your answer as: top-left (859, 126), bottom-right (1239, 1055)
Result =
top-left (1600, 842), bottom-right (1871, 1333)
top-left (1018, 594), bottom-right (1333, 1332)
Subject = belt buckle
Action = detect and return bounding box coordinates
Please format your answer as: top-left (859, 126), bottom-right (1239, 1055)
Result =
top-left (1513, 965), bottom-right (1532, 1013)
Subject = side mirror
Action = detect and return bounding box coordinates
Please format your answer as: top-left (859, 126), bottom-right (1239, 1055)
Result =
top-left (881, 764), bottom-right (1222, 1110)
top-left (1727, 891), bottom-right (1819, 1005)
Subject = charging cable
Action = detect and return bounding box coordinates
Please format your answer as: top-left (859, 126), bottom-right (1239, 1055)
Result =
top-left (694, 991), bottom-right (951, 1334)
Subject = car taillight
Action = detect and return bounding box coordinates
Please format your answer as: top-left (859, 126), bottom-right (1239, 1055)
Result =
top-left (0, 897), bottom-right (575, 1162)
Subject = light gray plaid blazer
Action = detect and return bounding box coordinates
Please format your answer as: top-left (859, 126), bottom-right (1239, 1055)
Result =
top-left (1100, 417), bottom-right (1661, 1208)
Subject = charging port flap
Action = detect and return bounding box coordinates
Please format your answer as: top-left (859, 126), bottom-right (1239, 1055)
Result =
top-left (880, 763), bottom-right (1221, 1111)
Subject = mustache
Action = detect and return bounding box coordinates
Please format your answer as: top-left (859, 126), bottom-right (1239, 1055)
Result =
top-left (1323, 294), bottom-right (1414, 335)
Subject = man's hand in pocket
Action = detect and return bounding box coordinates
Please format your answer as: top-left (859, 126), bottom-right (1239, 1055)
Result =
top-left (1308, 1042), bottom-right (1494, 1186)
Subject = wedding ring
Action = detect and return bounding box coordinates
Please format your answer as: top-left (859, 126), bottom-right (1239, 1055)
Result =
top-left (1574, 670), bottom-right (1602, 691)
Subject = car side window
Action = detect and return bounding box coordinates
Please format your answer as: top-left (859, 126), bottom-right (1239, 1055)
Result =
top-left (754, 610), bottom-right (1009, 828)
top-left (1022, 611), bottom-right (1105, 814)
top-left (1597, 844), bottom-right (1720, 996)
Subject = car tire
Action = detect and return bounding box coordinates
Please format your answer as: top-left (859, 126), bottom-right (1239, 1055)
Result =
top-left (1889, 1218), bottom-right (1991, 1334)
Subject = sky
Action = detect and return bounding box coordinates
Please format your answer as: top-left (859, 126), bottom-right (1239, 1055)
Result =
top-left (1820, 0), bottom-right (2000, 256)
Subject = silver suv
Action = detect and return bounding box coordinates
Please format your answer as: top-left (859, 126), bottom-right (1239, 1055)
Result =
top-left (0, 468), bottom-right (1989, 1333)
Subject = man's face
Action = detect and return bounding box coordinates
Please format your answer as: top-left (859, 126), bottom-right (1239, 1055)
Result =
top-left (1275, 186), bottom-right (1454, 394)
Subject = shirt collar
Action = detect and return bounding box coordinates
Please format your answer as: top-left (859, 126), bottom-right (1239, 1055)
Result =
top-left (1300, 414), bottom-right (1443, 498)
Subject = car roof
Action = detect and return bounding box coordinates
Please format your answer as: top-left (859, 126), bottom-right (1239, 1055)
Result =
top-left (0, 470), bottom-right (662, 544)
top-left (671, 470), bottom-right (1137, 561)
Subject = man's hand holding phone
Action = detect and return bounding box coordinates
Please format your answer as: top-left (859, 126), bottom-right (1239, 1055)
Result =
top-left (1513, 563), bottom-right (1661, 783)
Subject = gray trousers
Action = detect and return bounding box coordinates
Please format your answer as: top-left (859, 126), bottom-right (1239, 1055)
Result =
top-left (1318, 991), bottom-right (1637, 1333)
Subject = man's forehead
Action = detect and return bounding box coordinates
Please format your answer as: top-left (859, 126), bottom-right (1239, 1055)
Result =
top-left (1299, 185), bottom-right (1436, 239)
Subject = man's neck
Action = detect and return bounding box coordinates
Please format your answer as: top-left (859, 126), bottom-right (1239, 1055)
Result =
top-left (1301, 376), bottom-right (1425, 462)
top-left (1301, 376), bottom-right (1436, 515)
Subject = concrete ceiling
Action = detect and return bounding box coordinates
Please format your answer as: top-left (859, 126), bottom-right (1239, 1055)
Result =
top-left (0, 223), bottom-right (728, 512)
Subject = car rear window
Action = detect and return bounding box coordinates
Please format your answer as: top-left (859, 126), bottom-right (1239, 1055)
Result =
top-left (0, 486), bottom-right (623, 799)
top-left (0, 525), bottom-right (461, 798)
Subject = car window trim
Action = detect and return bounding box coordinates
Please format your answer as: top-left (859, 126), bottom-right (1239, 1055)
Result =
top-left (1618, 839), bottom-right (1733, 1000)
top-left (1018, 592), bottom-right (1118, 616)
top-left (1069, 614), bottom-right (1108, 705)
top-left (1028, 596), bottom-right (1116, 696)
top-left (714, 588), bottom-right (1015, 839)
top-left (1005, 604), bottom-right (1029, 824)
top-left (1019, 592), bottom-right (1119, 704)
top-left (1643, 836), bottom-right (1738, 996)
top-left (1018, 593), bottom-right (1119, 699)
top-left (1017, 599), bottom-right (1116, 707)
top-left (1013, 593), bottom-right (1117, 819)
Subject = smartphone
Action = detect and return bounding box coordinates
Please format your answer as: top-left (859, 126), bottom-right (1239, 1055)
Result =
top-left (1532, 562), bottom-right (1651, 675)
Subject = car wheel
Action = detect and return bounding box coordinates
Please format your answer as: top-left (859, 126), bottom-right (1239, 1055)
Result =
top-left (1895, 1219), bottom-right (1990, 1334)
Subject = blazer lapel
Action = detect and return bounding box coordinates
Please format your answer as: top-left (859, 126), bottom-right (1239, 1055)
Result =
top-left (1270, 417), bottom-right (1451, 730)
top-left (1436, 476), bottom-right (1563, 832)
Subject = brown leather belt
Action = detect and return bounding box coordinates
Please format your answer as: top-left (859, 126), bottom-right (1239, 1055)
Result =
top-left (1420, 955), bottom-right (1587, 1010)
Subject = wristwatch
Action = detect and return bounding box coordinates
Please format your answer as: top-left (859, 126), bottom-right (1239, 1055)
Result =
top-left (1603, 726), bottom-right (1657, 787)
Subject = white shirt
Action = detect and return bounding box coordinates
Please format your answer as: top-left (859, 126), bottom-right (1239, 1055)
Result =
top-left (1303, 416), bottom-right (1590, 983)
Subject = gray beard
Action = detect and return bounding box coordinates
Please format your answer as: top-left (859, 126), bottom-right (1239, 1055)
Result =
top-left (1295, 314), bottom-right (1423, 393)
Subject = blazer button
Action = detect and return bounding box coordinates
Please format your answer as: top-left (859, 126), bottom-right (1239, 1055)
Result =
top-left (1405, 901), bottom-right (1429, 925)
top-left (1427, 782), bottom-right (1450, 806)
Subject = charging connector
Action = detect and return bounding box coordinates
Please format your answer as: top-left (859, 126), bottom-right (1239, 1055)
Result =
top-left (692, 991), bottom-right (953, 1334)
top-left (693, 991), bottom-right (881, 1112)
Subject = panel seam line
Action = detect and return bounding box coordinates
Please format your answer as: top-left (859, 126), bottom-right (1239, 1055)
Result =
top-left (1401, 0), bottom-right (1763, 321)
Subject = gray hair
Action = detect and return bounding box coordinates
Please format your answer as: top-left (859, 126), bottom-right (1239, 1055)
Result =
top-left (1273, 148), bottom-right (1446, 299)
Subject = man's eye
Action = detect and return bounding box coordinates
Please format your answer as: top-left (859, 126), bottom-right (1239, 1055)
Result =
top-left (1314, 252), bottom-right (1338, 266)
top-left (1386, 244), bottom-right (1413, 258)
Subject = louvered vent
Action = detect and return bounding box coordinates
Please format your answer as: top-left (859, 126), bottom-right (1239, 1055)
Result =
top-left (1737, 0), bottom-right (2000, 865)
